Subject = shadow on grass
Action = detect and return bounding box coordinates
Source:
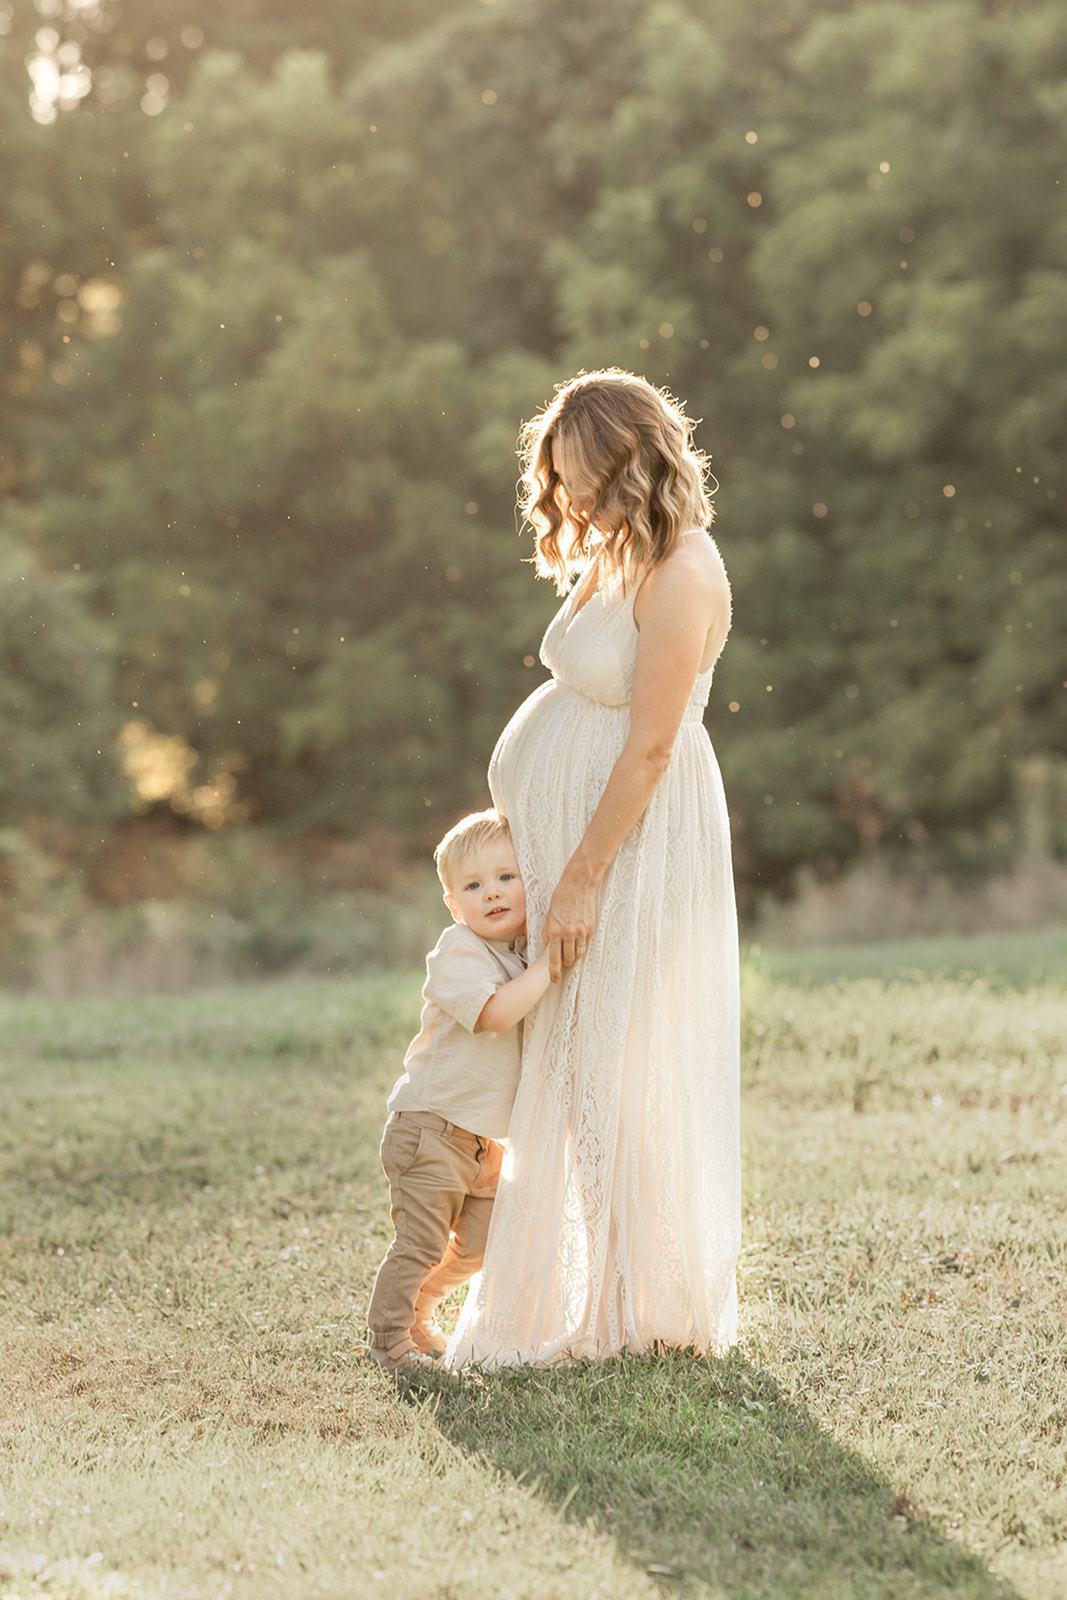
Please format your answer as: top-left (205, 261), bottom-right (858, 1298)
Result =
top-left (414, 1350), bottom-right (1018, 1600)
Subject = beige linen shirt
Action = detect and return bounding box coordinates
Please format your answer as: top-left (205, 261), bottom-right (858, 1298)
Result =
top-left (386, 923), bottom-right (526, 1140)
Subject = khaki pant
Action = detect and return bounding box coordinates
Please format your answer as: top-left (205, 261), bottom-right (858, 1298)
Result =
top-left (366, 1109), bottom-right (503, 1350)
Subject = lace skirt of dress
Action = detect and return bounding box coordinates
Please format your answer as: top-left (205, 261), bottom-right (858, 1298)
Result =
top-left (446, 680), bottom-right (741, 1369)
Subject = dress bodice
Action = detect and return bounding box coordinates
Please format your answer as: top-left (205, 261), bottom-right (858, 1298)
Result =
top-left (540, 574), bottom-right (713, 720)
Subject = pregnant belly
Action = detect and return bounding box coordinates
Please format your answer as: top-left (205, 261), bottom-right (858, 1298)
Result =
top-left (489, 679), bottom-right (629, 887)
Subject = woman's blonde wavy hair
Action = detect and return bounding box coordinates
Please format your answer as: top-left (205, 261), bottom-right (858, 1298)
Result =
top-left (518, 368), bottom-right (714, 592)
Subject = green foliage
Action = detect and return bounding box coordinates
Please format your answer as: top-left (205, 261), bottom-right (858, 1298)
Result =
top-left (1, 0), bottom-right (1064, 900)
top-left (722, 0), bottom-right (1067, 884)
top-left (0, 526), bottom-right (119, 827)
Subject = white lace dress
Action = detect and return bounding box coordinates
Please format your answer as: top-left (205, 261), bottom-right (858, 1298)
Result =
top-left (447, 562), bottom-right (741, 1367)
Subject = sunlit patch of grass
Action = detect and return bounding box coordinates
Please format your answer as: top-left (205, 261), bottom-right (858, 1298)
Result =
top-left (0, 977), bottom-right (662, 1599)
top-left (0, 963), bottom-right (1063, 1597)
top-left (0, 1549), bottom-right (143, 1599)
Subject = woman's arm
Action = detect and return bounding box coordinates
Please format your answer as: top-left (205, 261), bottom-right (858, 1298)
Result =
top-left (543, 538), bottom-right (730, 981)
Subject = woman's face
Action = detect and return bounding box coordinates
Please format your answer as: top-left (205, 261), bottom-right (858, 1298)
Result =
top-left (550, 434), bottom-right (596, 521)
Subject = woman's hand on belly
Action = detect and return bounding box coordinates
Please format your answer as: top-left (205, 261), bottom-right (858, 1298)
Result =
top-left (543, 864), bottom-right (596, 982)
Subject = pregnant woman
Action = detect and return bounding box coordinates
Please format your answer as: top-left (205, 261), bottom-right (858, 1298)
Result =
top-left (448, 369), bottom-right (740, 1367)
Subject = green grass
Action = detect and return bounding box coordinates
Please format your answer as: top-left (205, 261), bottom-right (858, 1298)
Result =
top-left (747, 920), bottom-right (1067, 989)
top-left (0, 946), bottom-right (1064, 1598)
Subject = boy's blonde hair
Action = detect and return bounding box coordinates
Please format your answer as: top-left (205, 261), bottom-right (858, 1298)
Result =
top-left (434, 809), bottom-right (513, 893)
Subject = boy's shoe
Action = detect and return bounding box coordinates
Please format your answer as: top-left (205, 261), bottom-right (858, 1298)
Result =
top-left (365, 1336), bottom-right (438, 1373)
top-left (411, 1320), bottom-right (448, 1358)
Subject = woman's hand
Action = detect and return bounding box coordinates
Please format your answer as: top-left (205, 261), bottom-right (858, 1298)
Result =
top-left (543, 865), bottom-right (597, 982)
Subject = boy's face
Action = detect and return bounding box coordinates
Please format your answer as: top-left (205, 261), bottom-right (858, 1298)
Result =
top-left (444, 838), bottom-right (526, 944)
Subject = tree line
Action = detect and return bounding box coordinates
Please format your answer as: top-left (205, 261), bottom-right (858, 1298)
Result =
top-left (2, 0), bottom-right (1065, 909)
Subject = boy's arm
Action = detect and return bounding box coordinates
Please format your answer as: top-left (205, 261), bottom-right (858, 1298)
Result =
top-left (474, 950), bottom-right (553, 1035)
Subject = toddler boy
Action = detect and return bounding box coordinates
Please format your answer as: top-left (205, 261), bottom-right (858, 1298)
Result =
top-left (365, 810), bottom-right (551, 1371)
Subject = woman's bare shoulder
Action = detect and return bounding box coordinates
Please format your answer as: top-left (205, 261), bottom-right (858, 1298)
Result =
top-left (677, 528), bottom-right (728, 575)
top-left (640, 530), bottom-right (729, 604)
top-left (632, 532), bottom-right (731, 664)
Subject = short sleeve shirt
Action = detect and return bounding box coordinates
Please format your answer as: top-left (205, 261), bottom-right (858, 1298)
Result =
top-left (386, 923), bottom-right (526, 1139)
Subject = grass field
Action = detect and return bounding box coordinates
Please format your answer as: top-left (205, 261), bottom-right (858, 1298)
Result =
top-left (0, 926), bottom-right (1064, 1599)
top-left (750, 923), bottom-right (1067, 990)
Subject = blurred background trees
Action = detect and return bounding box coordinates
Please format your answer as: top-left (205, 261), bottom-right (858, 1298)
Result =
top-left (1, 0), bottom-right (1065, 979)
